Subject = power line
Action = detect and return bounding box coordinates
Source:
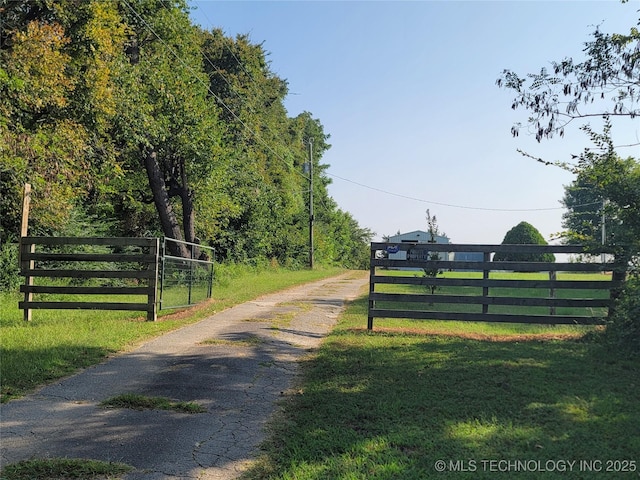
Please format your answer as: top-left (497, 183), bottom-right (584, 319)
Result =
top-left (326, 172), bottom-right (601, 212)
top-left (121, 0), bottom-right (308, 183)
top-left (124, 1), bottom-right (599, 216)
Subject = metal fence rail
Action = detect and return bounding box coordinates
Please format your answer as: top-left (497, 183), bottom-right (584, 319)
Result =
top-left (160, 238), bottom-right (215, 310)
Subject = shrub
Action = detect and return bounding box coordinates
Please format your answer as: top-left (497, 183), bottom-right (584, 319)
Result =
top-left (601, 276), bottom-right (640, 356)
top-left (0, 242), bottom-right (20, 292)
top-left (493, 221), bottom-right (556, 263)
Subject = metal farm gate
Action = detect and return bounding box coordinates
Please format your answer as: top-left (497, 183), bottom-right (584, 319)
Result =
top-left (159, 238), bottom-right (215, 310)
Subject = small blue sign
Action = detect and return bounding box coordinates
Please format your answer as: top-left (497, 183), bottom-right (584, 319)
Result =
top-left (386, 245), bottom-right (399, 254)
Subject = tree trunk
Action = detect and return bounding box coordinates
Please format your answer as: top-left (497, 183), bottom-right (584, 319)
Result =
top-left (181, 188), bottom-right (202, 259)
top-left (144, 149), bottom-right (189, 258)
top-left (178, 159), bottom-right (201, 259)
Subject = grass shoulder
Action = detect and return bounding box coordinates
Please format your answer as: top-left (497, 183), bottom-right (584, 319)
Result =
top-left (0, 458), bottom-right (132, 480)
top-left (241, 294), bottom-right (640, 480)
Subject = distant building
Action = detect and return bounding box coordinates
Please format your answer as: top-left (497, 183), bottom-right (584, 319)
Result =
top-left (388, 230), bottom-right (449, 245)
top-left (387, 230), bottom-right (452, 265)
top-left (453, 251), bottom-right (484, 271)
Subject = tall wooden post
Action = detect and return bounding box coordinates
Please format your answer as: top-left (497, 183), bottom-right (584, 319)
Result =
top-left (20, 184), bottom-right (33, 321)
top-left (20, 183), bottom-right (31, 236)
top-left (147, 237), bottom-right (160, 321)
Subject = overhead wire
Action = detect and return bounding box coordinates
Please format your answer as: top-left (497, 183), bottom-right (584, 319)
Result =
top-left (124, 0), bottom-right (601, 215)
top-left (326, 173), bottom-right (603, 212)
top-left (121, 0), bottom-right (308, 183)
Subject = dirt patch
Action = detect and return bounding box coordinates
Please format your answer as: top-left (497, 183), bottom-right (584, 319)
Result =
top-left (347, 326), bottom-right (603, 343)
top-left (155, 298), bottom-right (218, 321)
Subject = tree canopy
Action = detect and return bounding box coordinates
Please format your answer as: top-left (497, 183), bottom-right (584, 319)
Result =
top-left (0, 0), bottom-right (372, 269)
top-left (497, 13), bottom-right (639, 142)
top-left (493, 222), bottom-right (555, 263)
top-left (496, 6), bottom-right (639, 266)
top-left (497, 4), bottom-right (639, 352)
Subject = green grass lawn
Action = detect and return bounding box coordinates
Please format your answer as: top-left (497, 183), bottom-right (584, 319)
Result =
top-left (3, 267), bottom-right (637, 480)
top-left (0, 265), bottom-right (344, 402)
top-left (242, 294), bottom-right (640, 480)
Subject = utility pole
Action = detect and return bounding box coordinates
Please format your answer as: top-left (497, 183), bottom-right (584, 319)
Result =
top-left (601, 198), bottom-right (606, 265)
top-left (308, 139), bottom-right (314, 269)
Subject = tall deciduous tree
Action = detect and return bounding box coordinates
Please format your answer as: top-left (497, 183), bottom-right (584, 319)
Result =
top-left (1, 14), bottom-right (88, 237)
top-left (0, 0), bottom-right (372, 272)
top-left (116, 0), bottom-right (224, 257)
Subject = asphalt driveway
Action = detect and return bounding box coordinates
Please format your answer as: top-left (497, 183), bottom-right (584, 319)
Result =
top-left (0, 271), bottom-right (369, 479)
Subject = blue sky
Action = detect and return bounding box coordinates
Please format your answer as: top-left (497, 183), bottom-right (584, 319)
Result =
top-left (189, 0), bottom-right (639, 244)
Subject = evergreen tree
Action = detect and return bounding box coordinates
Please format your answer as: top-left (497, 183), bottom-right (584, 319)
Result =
top-left (493, 222), bottom-right (555, 263)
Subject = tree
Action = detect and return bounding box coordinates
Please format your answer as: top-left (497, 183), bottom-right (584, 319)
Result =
top-left (200, 29), bottom-right (313, 263)
top-left (496, 9), bottom-right (639, 265)
top-left (0, 0), bottom-right (373, 273)
top-left (115, 1), bottom-right (225, 258)
top-left (423, 209), bottom-right (444, 294)
top-left (0, 5), bottom-right (118, 239)
top-left (496, 14), bottom-right (639, 142)
top-left (497, 7), bottom-right (639, 352)
top-left (561, 172), bottom-right (606, 246)
top-left (493, 222), bottom-right (555, 263)
top-left (570, 124), bottom-right (640, 266)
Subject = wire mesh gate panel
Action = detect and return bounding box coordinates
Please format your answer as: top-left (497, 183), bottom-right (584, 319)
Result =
top-left (160, 238), bottom-right (215, 310)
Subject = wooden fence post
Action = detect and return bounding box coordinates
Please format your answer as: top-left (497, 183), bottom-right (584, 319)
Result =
top-left (549, 271), bottom-right (557, 316)
top-left (20, 184), bottom-right (33, 321)
top-left (482, 251), bottom-right (491, 314)
top-left (147, 238), bottom-right (160, 321)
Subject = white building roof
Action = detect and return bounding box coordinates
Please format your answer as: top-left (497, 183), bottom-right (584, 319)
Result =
top-left (388, 230), bottom-right (450, 244)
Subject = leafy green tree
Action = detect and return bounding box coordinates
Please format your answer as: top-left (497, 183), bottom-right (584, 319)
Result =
top-left (114, 0), bottom-right (226, 257)
top-left (561, 173), bottom-right (606, 245)
top-left (0, 15), bottom-right (91, 238)
top-left (0, 1), bottom-right (129, 241)
top-left (497, 7), bottom-right (640, 353)
top-left (497, 13), bottom-right (639, 142)
top-left (570, 124), bottom-right (640, 268)
top-left (493, 222), bottom-right (555, 263)
top-left (200, 29), bottom-right (306, 262)
top-left (0, 0), bottom-right (372, 272)
top-left (315, 206), bottom-right (373, 269)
